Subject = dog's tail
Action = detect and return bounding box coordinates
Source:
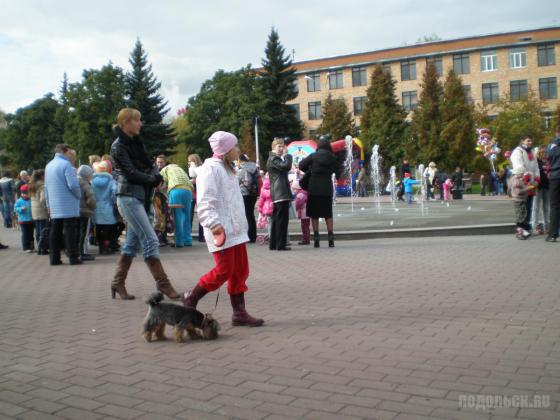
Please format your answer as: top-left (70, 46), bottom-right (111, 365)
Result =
top-left (145, 291), bottom-right (164, 306)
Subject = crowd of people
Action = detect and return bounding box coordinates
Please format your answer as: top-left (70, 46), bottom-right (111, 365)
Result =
top-left (1, 111), bottom-right (559, 311)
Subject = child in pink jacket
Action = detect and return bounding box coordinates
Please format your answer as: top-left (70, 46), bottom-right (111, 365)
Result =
top-left (257, 174), bottom-right (273, 235)
top-left (292, 180), bottom-right (310, 245)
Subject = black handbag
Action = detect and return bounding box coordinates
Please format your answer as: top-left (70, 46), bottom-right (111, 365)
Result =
top-left (299, 172), bottom-right (311, 191)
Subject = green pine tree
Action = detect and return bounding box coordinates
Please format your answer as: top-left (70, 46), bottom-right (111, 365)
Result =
top-left (317, 94), bottom-right (356, 140)
top-left (440, 69), bottom-right (476, 171)
top-left (126, 39), bottom-right (175, 157)
top-left (360, 65), bottom-right (408, 165)
top-left (412, 61), bottom-right (444, 164)
top-left (260, 28), bottom-right (302, 145)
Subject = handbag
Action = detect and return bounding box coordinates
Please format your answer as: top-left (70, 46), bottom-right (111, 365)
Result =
top-left (299, 172), bottom-right (311, 191)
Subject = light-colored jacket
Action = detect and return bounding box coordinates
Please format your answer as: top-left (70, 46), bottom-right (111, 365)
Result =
top-left (196, 157), bottom-right (248, 253)
top-left (92, 173), bottom-right (117, 225)
top-left (160, 164), bottom-right (194, 192)
top-left (30, 181), bottom-right (48, 220)
top-left (78, 177), bottom-right (96, 218)
top-left (45, 153), bottom-right (81, 219)
top-left (510, 146), bottom-right (540, 182)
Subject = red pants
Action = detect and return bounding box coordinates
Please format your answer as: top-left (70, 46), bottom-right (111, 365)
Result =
top-left (198, 243), bottom-right (249, 295)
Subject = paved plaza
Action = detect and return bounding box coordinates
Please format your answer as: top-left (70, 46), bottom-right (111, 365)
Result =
top-left (0, 224), bottom-right (559, 419)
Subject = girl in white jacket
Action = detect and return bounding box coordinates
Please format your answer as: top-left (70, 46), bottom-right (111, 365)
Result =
top-left (183, 131), bottom-right (264, 327)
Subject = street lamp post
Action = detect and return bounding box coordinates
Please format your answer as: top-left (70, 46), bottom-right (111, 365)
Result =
top-left (254, 116), bottom-right (260, 169)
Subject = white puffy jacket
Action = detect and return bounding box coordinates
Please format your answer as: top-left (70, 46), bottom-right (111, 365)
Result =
top-left (196, 157), bottom-right (249, 253)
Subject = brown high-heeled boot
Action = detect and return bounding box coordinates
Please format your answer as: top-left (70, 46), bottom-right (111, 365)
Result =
top-left (230, 293), bottom-right (264, 327)
top-left (145, 256), bottom-right (181, 300)
top-left (111, 255), bottom-right (135, 300)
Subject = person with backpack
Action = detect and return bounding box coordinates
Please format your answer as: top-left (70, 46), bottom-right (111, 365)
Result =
top-left (237, 154), bottom-right (260, 243)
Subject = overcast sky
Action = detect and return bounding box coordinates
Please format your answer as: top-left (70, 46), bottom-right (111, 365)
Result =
top-left (1, 0), bottom-right (559, 116)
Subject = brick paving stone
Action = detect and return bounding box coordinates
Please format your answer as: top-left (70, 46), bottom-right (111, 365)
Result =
top-left (2, 232), bottom-right (560, 419)
top-left (16, 411), bottom-right (66, 420)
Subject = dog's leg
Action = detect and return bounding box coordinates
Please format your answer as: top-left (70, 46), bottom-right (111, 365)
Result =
top-left (174, 326), bottom-right (185, 342)
top-left (186, 324), bottom-right (203, 340)
top-left (155, 323), bottom-right (166, 341)
top-left (143, 330), bottom-right (153, 342)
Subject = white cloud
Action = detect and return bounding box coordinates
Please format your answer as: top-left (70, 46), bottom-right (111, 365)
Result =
top-left (1, 0), bottom-right (557, 114)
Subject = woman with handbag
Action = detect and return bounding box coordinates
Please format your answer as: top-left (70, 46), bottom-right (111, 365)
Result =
top-left (109, 108), bottom-right (181, 300)
top-left (298, 139), bottom-right (341, 248)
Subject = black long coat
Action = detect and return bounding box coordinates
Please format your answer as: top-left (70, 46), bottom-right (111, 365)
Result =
top-left (298, 149), bottom-right (341, 197)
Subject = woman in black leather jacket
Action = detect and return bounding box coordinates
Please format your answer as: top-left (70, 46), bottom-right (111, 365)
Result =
top-left (109, 108), bottom-right (180, 300)
top-left (299, 139), bottom-right (341, 248)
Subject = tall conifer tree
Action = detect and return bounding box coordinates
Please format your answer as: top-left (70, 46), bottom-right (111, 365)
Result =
top-left (360, 65), bottom-right (408, 165)
top-left (126, 39), bottom-right (175, 157)
top-left (412, 62), bottom-right (444, 164)
top-left (440, 69), bottom-right (475, 170)
top-left (260, 28), bottom-right (302, 145)
top-left (317, 94), bottom-right (356, 140)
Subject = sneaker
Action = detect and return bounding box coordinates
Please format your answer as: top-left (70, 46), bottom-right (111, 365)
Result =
top-left (522, 229), bottom-right (531, 238)
top-left (0, 243), bottom-right (8, 250)
top-left (545, 236), bottom-right (558, 242)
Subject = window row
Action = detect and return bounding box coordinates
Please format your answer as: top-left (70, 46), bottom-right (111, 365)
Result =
top-left (304, 77), bottom-right (558, 119)
top-left (304, 43), bottom-right (557, 91)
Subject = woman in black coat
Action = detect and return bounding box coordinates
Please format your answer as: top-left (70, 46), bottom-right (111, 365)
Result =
top-left (298, 139), bottom-right (342, 247)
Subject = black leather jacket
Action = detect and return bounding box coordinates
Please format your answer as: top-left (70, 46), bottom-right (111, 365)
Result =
top-left (266, 153), bottom-right (293, 202)
top-left (110, 127), bottom-right (162, 207)
top-left (299, 148), bottom-right (341, 197)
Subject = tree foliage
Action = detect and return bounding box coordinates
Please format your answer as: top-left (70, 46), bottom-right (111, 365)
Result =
top-left (0, 94), bottom-right (63, 170)
top-left (492, 90), bottom-right (546, 151)
top-left (61, 63), bottom-right (127, 163)
top-left (126, 39), bottom-right (175, 158)
top-left (360, 65), bottom-right (408, 165)
top-left (411, 62), bottom-right (444, 165)
top-left (440, 69), bottom-right (476, 171)
top-left (317, 94), bottom-right (356, 140)
top-left (179, 67), bottom-right (262, 159)
top-left (259, 28), bottom-right (302, 142)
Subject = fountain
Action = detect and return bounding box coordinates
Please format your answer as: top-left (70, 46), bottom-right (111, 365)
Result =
top-left (389, 165), bottom-right (397, 205)
top-left (370, 144), bottom-right (383, 214)
top-left (344, 135), bottom-right (354, 213)
top-left (416, 163), bottom-right (427, 215)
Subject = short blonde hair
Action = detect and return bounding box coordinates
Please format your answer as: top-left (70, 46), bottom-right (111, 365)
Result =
top-left (271, 137), bottom-right (285, 150)
top-left (188, 153), bottom-right (202, 166)
top-left (117, 108), bottom-right (141, 127)
top-left (88, 155), bottom-right (101, 166)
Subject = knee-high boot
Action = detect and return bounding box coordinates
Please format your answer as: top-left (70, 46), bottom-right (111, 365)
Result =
top-left (111, 255), bottom-right (135, 300)
top-left (183, 284), bottom-right (209, 308)
top-left (145, 256), bottom-right (180, 300)
top-left (230, 293), bottom-right (264, 327)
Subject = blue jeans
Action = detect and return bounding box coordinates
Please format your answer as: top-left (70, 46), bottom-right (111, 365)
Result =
top-left (34, 219), bottom-right (47, 250)
top-left (117, 195), bottom-right (159, 259)
top-left (405, 192), bottom-right (413, 204)
top-left (1, 199), bottom-right (14, 227)
top-left (169, 188), bottom-right (192, 247)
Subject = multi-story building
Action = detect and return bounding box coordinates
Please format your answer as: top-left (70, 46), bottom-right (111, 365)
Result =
top-left (288, 26), bottom-right (560, 138)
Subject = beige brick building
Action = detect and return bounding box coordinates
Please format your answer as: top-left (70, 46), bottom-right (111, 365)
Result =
top-left (288, 27), bottom-right (560, 138)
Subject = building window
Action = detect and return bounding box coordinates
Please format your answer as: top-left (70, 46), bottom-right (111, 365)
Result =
top-left (308, 101), bottom-right (322, 120)
top-left (353, 96), bottom-right (367, 116)
top-left (480, 50), bottom-right (497, 72)
top-left (510, 80), bottom-right (527, 101)
top-left (352, 67), bottom-right (367, 87)
top-left (328, 70), bottom-right (344, 89)
top-left (463, 85), bottom-right (473, 104)
top-left (291, 79), bottom-right (299, 95)
top-left (539, 77), bottom-right (558, 100)
top-left (453, 53), bottom-right (470, 74)
top-left (402, 91), bottom-right (418, 111)
top-left (538, 43), bottom-right (556, 66)
top-left (482, 82), bottom-right (499, 105)
top-left (383, 63), bottom-right (392, 75)
top-left (509, 47), bottom-right (527, 69)
top-left (289, 104), bottom-right (300, 120)
top-left (400, 59), bottom-right (416, 81)
top-left (306, 73), bottom-right (320, 92)
top-left (426, 56), bottom-right (443, 76)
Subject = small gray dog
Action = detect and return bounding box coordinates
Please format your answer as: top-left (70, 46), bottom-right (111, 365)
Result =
top-left (142, 292), bottom-right (220, 342)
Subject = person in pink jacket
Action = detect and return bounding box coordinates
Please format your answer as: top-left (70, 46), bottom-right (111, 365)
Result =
top-left (183, 131), bottom-right (263, 327)
top-left (257, 174), bottom-right (273, 235)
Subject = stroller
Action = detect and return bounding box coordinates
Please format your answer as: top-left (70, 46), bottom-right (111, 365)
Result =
top-left (255, 213), bottom-right (269, 245)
